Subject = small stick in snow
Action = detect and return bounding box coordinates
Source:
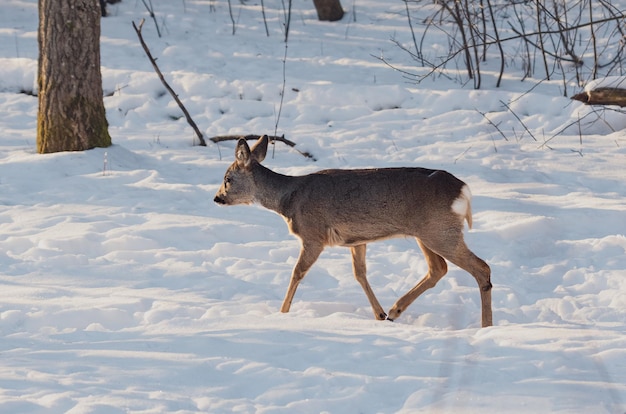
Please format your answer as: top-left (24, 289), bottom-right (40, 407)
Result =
top-left (500, 100), bottom-right (537, 142)
top-left (132, 19), bottom-right (207, 147)
top-left (140, 0), bottom-right (161, 38)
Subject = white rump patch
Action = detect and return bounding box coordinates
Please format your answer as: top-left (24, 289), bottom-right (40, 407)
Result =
top-left (451, 184), bottom-right (472, 227)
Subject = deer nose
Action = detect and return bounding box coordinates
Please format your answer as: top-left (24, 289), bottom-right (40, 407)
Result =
top-left (214, 196), bottom-right (223, 204)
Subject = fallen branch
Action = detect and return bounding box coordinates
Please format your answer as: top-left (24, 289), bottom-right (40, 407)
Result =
top-left (132, 19), bottom-right (207, 146)
top-left (209, 134), bottom-right (316, 160)
top-left (571, 87), bottom-right (626, 107)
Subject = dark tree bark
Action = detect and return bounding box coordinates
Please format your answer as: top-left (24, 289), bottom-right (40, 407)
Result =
top-left (313, 0), bottom-right (344, 21)
top-left (37, 0), bottom-right (111, 153)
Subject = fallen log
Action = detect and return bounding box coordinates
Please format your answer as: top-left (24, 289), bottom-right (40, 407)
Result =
top-left (571, 87), bottom-right (626, 107)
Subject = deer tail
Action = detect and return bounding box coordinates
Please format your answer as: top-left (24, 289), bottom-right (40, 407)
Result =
top-left (451, 184), bottom-right (473, 229)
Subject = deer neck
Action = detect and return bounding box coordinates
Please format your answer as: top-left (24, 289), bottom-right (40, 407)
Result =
top-left (251, 163), bottom-right (298, 216)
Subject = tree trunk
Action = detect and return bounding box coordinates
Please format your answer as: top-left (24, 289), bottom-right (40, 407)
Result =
top-left (37, 0), bottom-right (111, 154)
top-left (313, 0), bottom-right (344, 21)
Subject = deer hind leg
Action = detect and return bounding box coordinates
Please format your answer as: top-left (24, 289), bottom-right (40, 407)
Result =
top-left (415, 233), bottom-right (493, 327)
top-left (443, 243), bottom-right (492, 327)
top-left (280, 242), bottom-right (324, 313)
top-left (387, 240), bottom-right (448, 321)
top-left (351, 244), bottom-right (387, 320)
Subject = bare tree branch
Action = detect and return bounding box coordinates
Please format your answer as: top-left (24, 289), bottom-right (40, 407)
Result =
top-left (209, 134), bottom-right (316, 160)
top-left (389, 6), bottom-right (625, 86)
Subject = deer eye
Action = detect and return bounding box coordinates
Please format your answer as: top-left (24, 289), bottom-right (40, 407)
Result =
top-left (224, 177), bottom-right (232, 186)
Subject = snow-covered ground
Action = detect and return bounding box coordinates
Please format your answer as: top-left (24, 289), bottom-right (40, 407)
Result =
top-left (1, 0), bottom-right (625, 412)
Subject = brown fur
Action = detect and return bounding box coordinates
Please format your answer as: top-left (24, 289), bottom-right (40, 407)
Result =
top-left (214, 135), bottom-right (492, 327)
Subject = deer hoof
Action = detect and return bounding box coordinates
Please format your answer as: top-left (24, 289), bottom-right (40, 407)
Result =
top-left (387, 307), bottom-right (402, 321)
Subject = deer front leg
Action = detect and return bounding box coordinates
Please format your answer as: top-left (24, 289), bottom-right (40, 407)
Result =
top-left (351, 244), bottom-right (387, 320)
top-left (387, 240), bottom-right (448, 321)
top-left (280, 242), bottom-right (324, 313)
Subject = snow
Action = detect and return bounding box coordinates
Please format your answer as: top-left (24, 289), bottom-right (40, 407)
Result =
top-left (1, 0), bottom-right (625, 412)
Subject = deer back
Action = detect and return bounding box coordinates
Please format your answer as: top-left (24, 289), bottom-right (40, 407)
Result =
top-left (277, 167), bottom-right (469, 246)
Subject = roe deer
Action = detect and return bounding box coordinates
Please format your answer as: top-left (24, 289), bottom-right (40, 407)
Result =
top-left (214, 135), bottom-right (493, 327)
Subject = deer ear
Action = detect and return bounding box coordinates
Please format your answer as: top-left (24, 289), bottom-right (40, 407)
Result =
top-left (235, 139), bottom-right (252, 168)
top-left (250, 135), bottom-right (269, 163)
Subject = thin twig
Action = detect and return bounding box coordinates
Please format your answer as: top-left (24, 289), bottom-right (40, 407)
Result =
top-left (384, 11), bottom-right (625, 85)
top-left (283, 0), bottom-right (292, 43)
top-left (535, 0), bottom-right (550, 80)
top-left (274, 0), bottom-right (292, 158)
top-left (274, 44), bottom-right (288, 143)
top-left (539, 110), bottom-right (596, 149)
top-left (132, 19), bottom-right (207, 146)
top-left (227, 0), bottom-right (236, 35)
top-left (209, 134), bottom-right (316, 160)
top-left (403, 0), bottom-right (423, 66)
top-left (454, 145), bottom-right (472, 164)
top-left (485, 0), bottom-right (504, 87)
top-left (500, 100), bottom-right (537, 141)
top-left (507, 23), bottom-right (579, 64)
top-left (140, 0), bottom-right (161, 38)
top-left (575, 111), bottom-right (583, 156)
top-left (261, 0), bottom-right (269, 37)
top-left (589, 0), bottom-right (598, 80)
top-left (476, 108), bottom-right (509, 142)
